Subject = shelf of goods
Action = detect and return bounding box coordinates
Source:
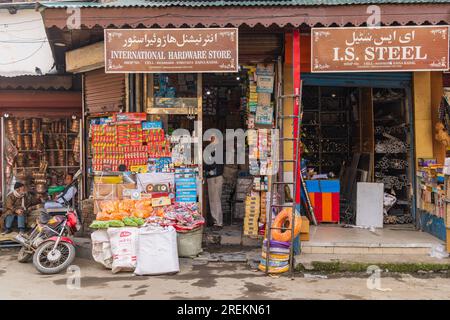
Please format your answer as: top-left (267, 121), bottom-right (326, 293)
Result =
top-left (301, 86), bottom-right (352, 176)
top-left (3, 117), bottom-right (80, 197)
top-left (86, 112), bottom-right (203, 234)
top-left (240, 63), bottom-right (275, 238)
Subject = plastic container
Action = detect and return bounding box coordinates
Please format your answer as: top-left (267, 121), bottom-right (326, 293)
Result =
top-left (177, 227), bottom-right (203, 258)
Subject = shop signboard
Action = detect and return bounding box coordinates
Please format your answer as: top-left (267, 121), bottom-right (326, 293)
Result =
top-left (311, 26), bottom-right (449, 72)
top-left (104, 28), bottom-right (238, 73)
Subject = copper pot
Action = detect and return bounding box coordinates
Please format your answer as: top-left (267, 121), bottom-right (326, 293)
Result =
top-left (35, 183), bottom-right (47, 194)
top-left (23, 135), bottom-right (32, 150)
top-left (6, 119), bottom-right (16, 141)
top-left (48, 151), bottom-right (56, 167)
top-left (70, 120), bottom-right (80, 133)
top-left (73, 136), bottom-right (80, 153)
top-left (16, 119), bottom-right (23, 133)
top-left (16, 154), bottom-right (26, 167)
top-left (32, 132), bottom-right (40, 150)
top-left (32, 119), bottom-right (40, 131)
top-left (16, 135), bottom-right (23, 150)
top-left (23, 119), bottom-right (31, 133)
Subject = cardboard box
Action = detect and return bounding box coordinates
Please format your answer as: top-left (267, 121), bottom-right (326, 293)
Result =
top-left (93, 184), bottom-right (118, 200)
top-left (116, 183), bottom-right (137, 199)
top-left (300, 216), bottom-right (310, 234)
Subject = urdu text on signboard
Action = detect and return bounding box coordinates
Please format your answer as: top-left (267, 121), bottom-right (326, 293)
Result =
top-left (311, 26), bottom-right (449, 73)
top-left (104, 28), bottom-right (238, 73)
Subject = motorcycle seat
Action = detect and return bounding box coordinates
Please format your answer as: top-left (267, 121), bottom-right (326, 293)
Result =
top-left (46, 208), bottom-right (70, 216)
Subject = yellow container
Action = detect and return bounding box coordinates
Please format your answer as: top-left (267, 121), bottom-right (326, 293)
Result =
top-left (94, 175), bottom-right (123, 184)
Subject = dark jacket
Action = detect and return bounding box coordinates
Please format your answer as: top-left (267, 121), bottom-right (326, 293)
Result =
top-left (204, 144), bottom-right (224, 178)
top-left (3, 192), bottom-right (40, 217)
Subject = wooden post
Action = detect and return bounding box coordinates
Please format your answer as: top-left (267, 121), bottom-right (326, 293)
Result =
top-left (293, 29), bottom-right (301, 204)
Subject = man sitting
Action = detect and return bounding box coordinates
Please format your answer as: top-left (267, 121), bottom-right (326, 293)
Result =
top-left (2, 182), bottom-right (40, 235)
top-left (44, 174), bottom-right (77, 210)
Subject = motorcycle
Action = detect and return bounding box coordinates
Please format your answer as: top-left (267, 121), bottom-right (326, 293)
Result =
top-left (15, 170), bottom-right (81, 274)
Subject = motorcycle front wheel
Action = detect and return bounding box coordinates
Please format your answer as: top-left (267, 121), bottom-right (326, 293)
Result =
top-left (17, 247), bottom-right (32, 263)
top-left (32, 241), bottom-right (76, 274)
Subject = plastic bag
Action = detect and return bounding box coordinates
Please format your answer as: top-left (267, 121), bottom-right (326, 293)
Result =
top-left (134, 226), bottom-right (179, 276)
top-left (123, 217), bottom-right (138, 227)
top-left (383, 193), bottom-right (397, 215)
top-left (100, 200), bottom-right (120, 214)
top-left (96, 211), bottom-right (111, 221)
top-left (108, 227), bottom-right (139, 273)
top-left (429, 244), bottom-right (449, 259)
top-left (119, 200), bottom-right (136, 213)
top-left (91, 230), bottom-right (113, 269)
top-left (110, 211), bottom-right (130, 221)
top-left (89, 220), bottom-right (109, 229)
top-left (108, 220), bottom-right (125, 228)
top-left (130, 217), bottom-right (145, 226)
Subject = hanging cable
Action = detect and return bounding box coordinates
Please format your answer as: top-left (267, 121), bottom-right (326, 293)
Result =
top-left (0, 42), bottom-right (45, 65)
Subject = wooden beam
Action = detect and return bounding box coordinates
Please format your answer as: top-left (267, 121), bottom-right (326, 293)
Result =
top-left (66, 41), bottom-right (104, 73)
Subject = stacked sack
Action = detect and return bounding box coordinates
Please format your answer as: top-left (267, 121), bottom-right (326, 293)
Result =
top-left (258, 240), bottom-right (291, 274)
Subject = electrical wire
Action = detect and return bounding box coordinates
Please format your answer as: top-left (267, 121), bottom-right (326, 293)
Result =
top-left (0, 40), bottom-right (48, 43)
top-left (0, 41), bottom-right (45, 65)
top-left (0, 18), bottom-right (42, 26)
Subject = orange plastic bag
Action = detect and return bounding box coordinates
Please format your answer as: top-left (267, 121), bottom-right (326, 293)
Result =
top-left (135, 200), bottom-right (152, 211)
top-left (119, 200), bottom-right (136, 213)
top-left (96, 211), bottom-right (111, 221)
top-left (100, 200), bottom-right (120, 214)
top-left (110, 210), bottom-right (130, 221)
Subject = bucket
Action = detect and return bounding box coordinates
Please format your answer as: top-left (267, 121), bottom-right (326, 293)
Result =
top-left (177, 226), bottom-right (203, 258)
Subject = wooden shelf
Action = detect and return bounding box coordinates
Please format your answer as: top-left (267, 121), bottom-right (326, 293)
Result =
top-left (146, 107), bottom-right (199, 115)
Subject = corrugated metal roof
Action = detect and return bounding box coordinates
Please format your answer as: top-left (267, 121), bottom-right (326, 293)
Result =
top-left (40, 0), bottom-right (450, 8)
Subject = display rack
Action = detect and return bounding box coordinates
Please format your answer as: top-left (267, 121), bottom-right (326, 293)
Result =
top-left (372, 89), bottom-right (411, 220)
top-left (302, 86), bottom-right (352, 175)
top-left (2, 117), bottom-right (81, 201)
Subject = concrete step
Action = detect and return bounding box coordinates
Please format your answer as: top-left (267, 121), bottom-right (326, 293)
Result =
top-left (294, 253), bottom-right (450, 273)
top-left (301, 243), bottom-right (435, 255)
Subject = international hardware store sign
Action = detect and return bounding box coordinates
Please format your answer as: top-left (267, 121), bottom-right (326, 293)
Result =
top-left (104, 28), bottom-right (238, 73)
top-left (311, 26), bottom-right (449, 72)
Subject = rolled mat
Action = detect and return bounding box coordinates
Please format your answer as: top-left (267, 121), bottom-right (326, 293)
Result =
top-left (258, 263), bottom-right (290, 274)
top-left (263, 239), bottom-right (291, 249)
top-left (261, 251), bottom-right (290, 261)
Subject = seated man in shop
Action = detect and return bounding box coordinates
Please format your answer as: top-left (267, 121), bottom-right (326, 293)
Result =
top-left (44, 174), bottom-right (77, 210)
top-left (1, 182), bottom-right (41, 235)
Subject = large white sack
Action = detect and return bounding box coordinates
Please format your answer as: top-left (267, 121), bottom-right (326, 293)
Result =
top-left (135, 226), bottom-right (180, 276)
top-left (91, 230), bottom-right (113, 269)
top-left (108, 227), bottom-right (139, 274)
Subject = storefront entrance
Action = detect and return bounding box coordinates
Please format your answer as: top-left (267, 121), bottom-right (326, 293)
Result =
top-left (301, 73), bottom-right (415, 225)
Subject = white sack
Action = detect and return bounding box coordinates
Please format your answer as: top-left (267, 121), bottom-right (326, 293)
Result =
top-left (91, 230), bottom-right (113, 269)
top-left (108, 227), bottom-right (139, 274)
top-left (135, 226), bottom-right (180, 276)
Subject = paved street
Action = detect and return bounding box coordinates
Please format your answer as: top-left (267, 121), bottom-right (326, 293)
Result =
top-left (0, 249), bottom-right (449, 300)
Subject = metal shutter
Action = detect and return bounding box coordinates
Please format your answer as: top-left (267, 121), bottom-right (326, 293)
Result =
top-left (239, 33), bottom-right (283, 63)
top-left (84, 69), bottom-right (125, 114)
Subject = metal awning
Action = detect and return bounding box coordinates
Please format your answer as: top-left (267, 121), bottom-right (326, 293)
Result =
top-left (0, 8), bottom-right (55, 77)
top-left (39, 0), bottom-right (450, 28)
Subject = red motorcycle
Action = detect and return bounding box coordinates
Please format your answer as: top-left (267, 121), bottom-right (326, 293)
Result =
top-left (15, 170), bottom-right (81, 274)
top-left (15, 207), bottom-right (80, 274)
